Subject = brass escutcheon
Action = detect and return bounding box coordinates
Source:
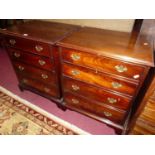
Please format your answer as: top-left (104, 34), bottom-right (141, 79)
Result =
top-left (107, 97), bottom-right (117, 104)
top-left (9, 39), bottom-right (16, 45)
top-left (18, 65), bottom-right (24, 71)
top-left (14, 52), bottom-right (20, 58)
top-left (71, 98), bottom-right (79, 104)
top-left (112, 82), bottom-right (122, 89)
top-left (41, 74), bottom-right (48, 79)
top-left (103, 111), bottom-right (112, 117)
top-left (38, 60), bottom-right (46, 66)
top-left (71, 53), bottom-right (80, 61)
top-left (71, 70), bottom-right (80, 76)
top-left (72, 84), bottom-right (80, 91)
top-left (115, 65), bottom-right (127, 73)
top-left (35, 45), bottom-right (43, 52)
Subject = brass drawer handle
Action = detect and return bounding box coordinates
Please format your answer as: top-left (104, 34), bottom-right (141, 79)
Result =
top-left (115, 65), bottom-right (127, 73)
top-left (103, 111), bottom-right (112, 117)
top-left (107, 97), bottom-right (117, 104)
top-left (18, 65), bottom-right (24, 71)
top-left (41, 74), bottom-right (48, 79)
top-left (112, 82), bottom-right (122, 89)
top-left (72, 84), bottom-right (80, 91)
top-left (9, 39), bottom-right (16, 45)
top-left (23, 79), bottom-right (28, 83)
top-left (71, 70), bottom-right (80, 76)
top-left (71, 53), bottom-right (80, 61)
top-left (14, 52), bottom-right (20, 58)
top-left (71, 98), bottom-right (79, 104)
top-left (38, 60), bottom-right (46, 66)
top-left (44, 87), bottom-right (50, 92)
top-left (35, 45), bottom-right (43, 52)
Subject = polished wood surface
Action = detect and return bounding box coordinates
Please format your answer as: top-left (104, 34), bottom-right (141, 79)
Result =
top-left (63, 76), bottom-right (132, 111)
top-left (5, 35), bottom-right (51, 57)
top-left (59, 23), bottom-right (154, 134)
top-left (62, 62), bottom-right (138, 97)
top-left (64, 91), bottom-right (126, 124)
top-left (0, 20), bottom-right (81, 103)
top-left (8, 47), bottom-right (54, 71)
top-left (62, 47), bottom-right (145, 82)
top-left (1, 20), bottom-right (154, 134)
top-left (0, 20), bottom-right (80, 44)
top-left (13, 61), bottom-right (57, 85)
top-left (18, 75), bottom-right (59, 98)
top-left (58, 27), bottom-right (154, 67)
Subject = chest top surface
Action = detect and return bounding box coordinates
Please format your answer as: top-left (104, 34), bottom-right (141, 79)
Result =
top-left (58, 27), bottom-right (154, 67)
top-left (0, 20), bottom-right (80, 44)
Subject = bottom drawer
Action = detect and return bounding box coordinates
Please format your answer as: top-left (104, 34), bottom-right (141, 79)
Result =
top-left (64, 91), bottom-right (126, 124)
top-left (18, 75), bottom-right (60, 98)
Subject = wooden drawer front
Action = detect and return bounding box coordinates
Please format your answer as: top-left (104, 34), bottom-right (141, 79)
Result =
top-left (63, 77), bottom-right (131, 111)
top-left (64, 92), bottom-right (126, 124)
top-left (5, 35), bottom-right (51, 57)
top-left (63, 63), bottom-right (138, 96)
top-left (8, 47), bottom-right (54, 71)
top-left (13, 61), bottom-right (57, 86)
top-left (62, 48), bottom-right (145, 81)
top-left (19, 75), bottom-right (59, 98)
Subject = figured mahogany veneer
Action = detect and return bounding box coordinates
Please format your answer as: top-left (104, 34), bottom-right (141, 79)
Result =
top-left (63, 62), bottom-right (138, 97)
top-left (5, 35), bottom-right (51, 57)
top-left (1, 20), bottom-right (154, 134)
top-left (63, 77), bottom-right (131, 111)
top-left (64, 91), bottom-right (126, 124)
top-left (0, 20), bottom-right (80, 104)
top-left (58, 26), bottom-right (154, 134)
top-left (19, 75), bottom-right (60, 98)
top-left (62, 48), bottom-right (145, 82)
top-left (13, 61), bottom-right (57, 85)
top-left (8, 47), bottom-right (54, 71)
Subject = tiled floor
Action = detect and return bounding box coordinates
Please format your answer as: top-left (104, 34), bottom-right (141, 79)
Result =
top-left (0, 47), bottom-right (115, 134)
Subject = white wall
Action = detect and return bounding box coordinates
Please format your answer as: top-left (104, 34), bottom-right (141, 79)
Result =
top-left (42, 19), bottom-right (135, 32)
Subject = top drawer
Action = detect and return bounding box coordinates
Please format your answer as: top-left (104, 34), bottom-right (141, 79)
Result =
top-left (61, 47), bottom-right (145, 81)
top-left (5, 35), bottom-right (51, 57)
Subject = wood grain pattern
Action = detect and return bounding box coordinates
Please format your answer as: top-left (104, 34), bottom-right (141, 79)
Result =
top-left (7, 47), bottom-right (54, 71)
top-left (63, 91), bottom-right (127, 124)
top-left (63, 76), bottom-right (132, 111)
top-left (58, 27), bottom-right (154, 67)
top-left (13, 61), bottom-right (57, 86)
top-left (18, 75), bottom-right (60, 98)
top-left (61, 47), bottom-right (145, 82)
top-left (0, 20), bottom-right (80, 44)
top-left (62, 62), bottom-right (138, 97)
top-left (5, 35), bottom-right (51, 57)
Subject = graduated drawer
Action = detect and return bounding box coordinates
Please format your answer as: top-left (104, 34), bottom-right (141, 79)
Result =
top-left (62, 63), bottom-right (138, 97)
top-left (5, 35), bottom-right (51, 57)
top-left (13, 61), bottom-right (57, 86)
top-left (61, 48), bottom-right (145, 81)
top-left (63, 77), bottom-right (131, 111)
top-left (64, 91), bottom-right (126, 124)
top-left (8, 47), bottom-right (54, 71)
top-left (18, 75), bottom-right (60, 98)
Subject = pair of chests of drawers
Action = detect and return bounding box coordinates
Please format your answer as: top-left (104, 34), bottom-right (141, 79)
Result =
top-left (5, 35), bottom-right (60, 99)
top-left (60, 47), bottom-right (146, 125)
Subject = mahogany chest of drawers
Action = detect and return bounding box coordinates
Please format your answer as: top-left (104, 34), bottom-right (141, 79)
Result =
top-left (0, 20), bottom-right (79, 103)
top-left (58, 27), bottom-right (154, 133)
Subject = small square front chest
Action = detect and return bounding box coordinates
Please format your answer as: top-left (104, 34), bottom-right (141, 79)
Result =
top-left (58, 27), bottom-right (154, 133)
top-left (0, 20), bottom-right (80, 103)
